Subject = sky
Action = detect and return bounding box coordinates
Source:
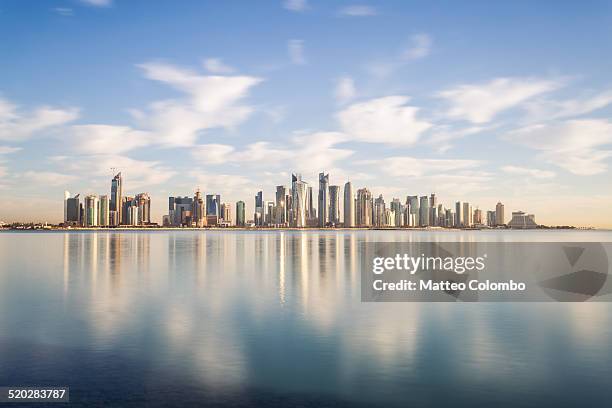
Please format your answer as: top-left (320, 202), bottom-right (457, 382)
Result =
top-left (0, 0), bottom-right (611, 227)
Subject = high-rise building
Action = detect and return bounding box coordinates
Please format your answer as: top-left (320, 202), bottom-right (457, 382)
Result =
top-left (373, 195), bottom-right (386, 227)
top-left (473, 208), bottom-right (483, 225)
top-left (254, 191), bottom-right (264, 226)
top-left (192, 189), bottom-right (205, 227)
top-left (463, 202), bottom-right (472, 227)
top-left (65, 194), bottom-right (81, 226)
top-left (236, 201), bottom-right (246, 227)
top-left (206, 194), bottom-right (221, 217)
top-left (221, 203), bottom-right (232, 225)
top-left (419, 196), bottom-right (429, 227)
top-left (508, 211), bottom-right (537, 229)
top-left (356, 188), bottom-right (372, 227)
top-left (407, 196), bottom-right (419, 227)
top-left (391, 198), bottom-right (402, 227)
top-left (291, 173), bottom-right (308, 227)
top-left (429, 193), bottom-right (438, 226)
top-left (318, 172), bottom-right (329, 227)
top-left (99, 195), bottom-right (110, 226)
top-left (168, 196), bottom-right (193, 226)
top-left (306, 185), bottom-right (316, 224)
top-left (134, 193), bottom-right (151, 225)
top-left (84, 195), bottom-right (99, 227)
top-left (495, 202), bottom-right (505, 226)
top-left (110, 172), bottom-right (123, 226)
top-left (329, 185), bottom-right (340, 225)
top-left (275, 185), bottom-right (287, 226)
top-left (455, 201), bottom-right (463, 227)
top-left (343, 181), bottom-right (355, 227)
top-left (64, 190), bottom-right (70, 223)
top-left (487, 210), bottom-right (496, 227)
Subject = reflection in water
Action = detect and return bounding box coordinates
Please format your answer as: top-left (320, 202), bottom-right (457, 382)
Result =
top-left (1, 230), bottom-right (612, 406)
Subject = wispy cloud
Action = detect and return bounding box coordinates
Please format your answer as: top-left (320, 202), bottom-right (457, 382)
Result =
top-left (135, 61), bottom-right (263, 146)
top-left (339, 5), bottom-right (377, 17)
top-left (438, 77), bottom-right (561, 124)
top-left (0, 97), bottom-right (79, 142)
top-left (288, 39), bottom-right (306, 65)
top-left (337, 96), bottom-right (432, 145)
top-left (401, 33), bottom-right (432, 60)
top-left (504, 119), bottom-right (612, 175)
top-left (54, 7), bottom-right (74, 16)
top-left (525, 89), bottom-right (612, 122)
top-left (79, 0), bottom-right (112, 7)
top-left (334, 76), bottom-right (356, 104)
top-left (203, 58), bottom-right (235, 74)
top-left (283, 0), bottom-right (308, 12)
top-left (501, 165), bottom-right (556, 179)
top-left (67, 125), bottom-right (151, 154)
top-left (0, 146), bottom-right (21, 155)
top-left (20, 171), bottom-right (78, 186)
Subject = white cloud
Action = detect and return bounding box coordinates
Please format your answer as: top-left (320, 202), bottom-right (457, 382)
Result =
top-left (427, 125), bottom-right (487, 153)
top-left (501, 165), bottom-right (556, 179)
top-left (54, 7), bottom-right (74, 16)
top-left (288, 39), bottom-right (306, 65)
top-left (0, 97), bottom-right (79, 141)
top-left (203, 58), bottom-right (235, 74)
top-left (339, 5), bottom-right (377, 16)
top-left (334, 76), bottom-right (356, 104)
top-left (192, 144), bottom-right (237, 165)
top-left (20, 171), bottom-right (78, 186)
top-left (363, 156), bottom-right (482, 177)
top-left (68, 125), bottom-right (152, 154)
top-left (0, 146), bottom-right (21, 155)
top-left (505, 119), bottom-right (612, 175)
top-left (402, 34), bottom-right (432, 61)
top-left (438, 77), bottom-right (561, 124)
top-left (136, 62), bottom-right (262, 146)
top-left (283, 0), bottom-right (308, 12)
top-left (525, 89), bottom-right (612, 122)
top-left (337, 96), bottom-right (432, 145)
top-left (79, 0), bottom-right (111, 7)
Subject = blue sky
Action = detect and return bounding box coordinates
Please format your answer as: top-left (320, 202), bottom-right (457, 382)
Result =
top-left (1, 0), bottom-right (612, 226)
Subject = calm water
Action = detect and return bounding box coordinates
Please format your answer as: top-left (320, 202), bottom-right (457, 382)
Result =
top-left (1, 230), bottom-right (612, 407)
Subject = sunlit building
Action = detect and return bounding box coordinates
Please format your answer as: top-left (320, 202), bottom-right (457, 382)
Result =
top-left (329, 185), bottom-right (340, 225)
top-left (343, 181), bottom-right (355, 227)
top-left (318, 172), bottom-right (329, 227)
top-left (356, 188), bottom-right (372, 227)
top-left (291, 173), bottom-right (308, 227)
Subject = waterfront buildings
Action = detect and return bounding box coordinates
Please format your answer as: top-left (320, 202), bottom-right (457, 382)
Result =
top-left (291, 173), bottom-right (308, 227)
top-left (318, 172), bottom-right (329, 227)
top-left (496, 202), bottom-right (505, 226)
top-left (329, 185), bottom-right (340, 225)
top-left (343, 181), bottom-right (355, 227)
top-left (236, 201), bottom-right (246, 227)
top-left (508, 211), bottom-right (537, 229)
top-left (356, 188), bottom-right (372, 227)
top-left (110, 172), bottom-right (123, 226)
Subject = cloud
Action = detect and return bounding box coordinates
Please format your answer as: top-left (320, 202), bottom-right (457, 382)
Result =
top-left (362, 156), bottom-right (483, 177)
top-left (20, 171), bottom-right (78, 186)
top-left (334, 76), bottom-right (356, 104)
top-left (54, 7), bottom-right (74, 16)
top-left (283, 0), bottom-right (308, 12)
top-left (339, 5), bottom-right (377, 16)
top-left (136, 61), bottom-right (263, 146)
top-left (0, 97), bottom-right (79, 141)
top-left (504, 119), bottom-right (612, 175)
top-left (501, 165), bottom-right (556, 179)
top-left (337, 96), bottom-right (432, 145)
top-left (438, 77), bottom-right (561, 124)
top-left (402, 34), bottom-right (432, 60)
top-left (0, 146), bottom-right (21, 155)
top-left (365, 34), bottom-right (433, 77)
top-left (203, 58), bottom-right (235, 74)
top-left (525, 89), bottom-right (612, 122)
top-left (68, 125), bottom-right (152, 154)
top-left (427, 125), bottom-right (487, 153)
top-left (79, 0), bottom-right (112, 7)
top-left (288, 39), bottom-right (306, 65)
top-left (56, 154), bottom-right (176, 190)
top-left (191, 132), bottom-right (353, 174)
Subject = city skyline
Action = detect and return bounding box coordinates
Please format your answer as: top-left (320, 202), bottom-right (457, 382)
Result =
top-left (1, 1), bottom-right (611, 227)
top-left (57, 169), bottom-right (543, 230)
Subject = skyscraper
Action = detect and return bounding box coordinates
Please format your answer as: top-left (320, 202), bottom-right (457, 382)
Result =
top-left (275, 185), bottom-right (287, 225)
top-left (496, 202), bottom-right (505, 226)
top-left (419, 196), bottom-right (429, 227)
top-left (84, 195), bottom-right (99, 227)
top-left (343, 181), bottom-right (355, 227)
top-left (221, 203), bottom-right (232, 225)
top-left (407, 196), bottom-right (419, 227)
top-left (318, 172), bottom-right (329, 227)
top-left (455, 201), bottom-right (463, 227)
top-left (391, 198), bottom-right (402, 227)
top-left (254, 191), bottom-right (263, 226)
top-left (192, 189), bottom-right (205, 227)
top-left (99, 195), bottom-right (110, 226)
top-left (64, 190), bottom-right (70, 224)
top-left (463, 202), bottom-right (472, 227)
top-left (429, 193), bottom-right (438, 226)
top-left (65, 194), bottom-right (81, 226)
top-left (329, 185), bottom-right (340, 225)
top-left (135, 193), bottom-right (151, 225)
top-left (291, 173), bottom-right (308, 227)
top-left (206, 194), bottom-right (221, 217)
top-left (373, 195), bottom-right (386, 227)
top-left (236, 201), bottom-right (246, 227)
top-left (110, 172), bottom-right (123, 226)
top-left (356, 188), bottom-right (372, 227)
